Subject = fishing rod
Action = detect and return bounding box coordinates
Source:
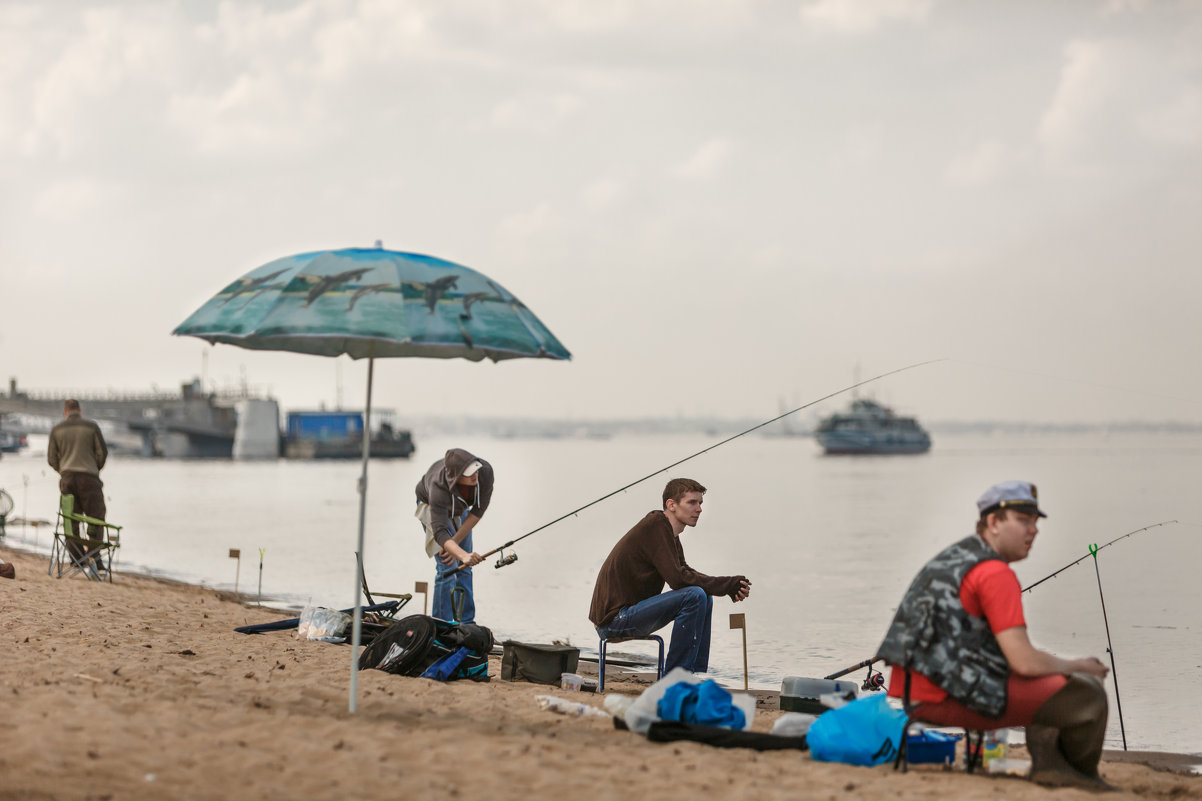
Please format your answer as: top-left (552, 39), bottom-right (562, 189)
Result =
top-left (1089, 543), bottom-right (1127, 750)
top-left (452, 358), bottom-right (945, 574)
top-left (1023, 520), bottom-right (1178, 751)
top-left (824, 657), bottom-right (886, 691)
top-left (1022, 520), bottom-right (1177, 593)
top-left (819, 523), bottom-right (1179, 706)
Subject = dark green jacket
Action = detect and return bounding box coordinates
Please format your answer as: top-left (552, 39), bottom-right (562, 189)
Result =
top-left (47, 414), bottom-right (108, 476)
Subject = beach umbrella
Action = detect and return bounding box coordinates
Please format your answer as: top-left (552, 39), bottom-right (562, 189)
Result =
top-left (172, 245), bottom-right (570, 711)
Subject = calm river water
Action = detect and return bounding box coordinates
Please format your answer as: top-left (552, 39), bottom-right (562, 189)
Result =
top-left (3, 430), bottom-right (1199, 755)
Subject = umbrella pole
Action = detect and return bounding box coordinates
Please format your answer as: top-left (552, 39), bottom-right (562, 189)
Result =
top-left (349, 352), bottom-right (375, 713)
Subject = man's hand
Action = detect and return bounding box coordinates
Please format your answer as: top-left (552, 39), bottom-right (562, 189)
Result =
top-left (438, 546), bottom-right (485, 567)
top-left (1070, 656), bottom-right (1110, 679)
top-left (733, 578), bottom-right (751, 602)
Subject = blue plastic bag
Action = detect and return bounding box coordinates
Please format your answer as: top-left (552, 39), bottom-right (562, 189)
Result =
top-left (806, 694), bottom-right (906, 767)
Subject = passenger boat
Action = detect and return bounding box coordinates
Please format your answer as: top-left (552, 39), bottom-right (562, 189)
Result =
top-left (814, 398), bottom-right (931, 455)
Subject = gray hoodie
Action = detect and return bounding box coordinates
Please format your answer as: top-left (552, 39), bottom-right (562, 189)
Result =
top-left (415, 448), bottom-right (494, 549)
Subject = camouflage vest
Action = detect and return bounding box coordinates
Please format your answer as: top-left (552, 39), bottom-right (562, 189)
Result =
top-left (875, 535), bottom-right (1010, 718)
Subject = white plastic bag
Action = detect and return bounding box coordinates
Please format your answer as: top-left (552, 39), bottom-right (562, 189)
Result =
top-left (296, 605), bottom-right (351, 642)
top-left (623, 667), bottom-right (756, 735)
top-left (771, 712), bottom-right (818, 737)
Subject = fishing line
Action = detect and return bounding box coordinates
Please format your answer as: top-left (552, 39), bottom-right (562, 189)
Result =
top-left (948, 359), bottom-right (1198, 407)
top-left (1022, 520), bottom-right (1177, 593)
top-left (454, 358), bottom-right (945, 573)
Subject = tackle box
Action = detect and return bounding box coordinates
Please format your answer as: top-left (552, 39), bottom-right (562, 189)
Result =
top-left (906, 729), bottom-right (961, 764)
top-left (779, 676), bottom-right (859, 714)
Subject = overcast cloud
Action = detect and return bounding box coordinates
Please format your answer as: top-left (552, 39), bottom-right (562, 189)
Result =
top-left (2, 0), bottom-right (1200, 424)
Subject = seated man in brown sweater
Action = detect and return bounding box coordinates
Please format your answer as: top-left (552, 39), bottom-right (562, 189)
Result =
top-left (588, 478), bottom-right (751, 674)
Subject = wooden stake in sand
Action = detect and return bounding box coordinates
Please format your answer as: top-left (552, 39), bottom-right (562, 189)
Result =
top-left (229, 549), bottom-right (241, 596)
top-left (729, 613), bottom-right (748, 690)
top-left (414, 581), bottom-right (428, 615)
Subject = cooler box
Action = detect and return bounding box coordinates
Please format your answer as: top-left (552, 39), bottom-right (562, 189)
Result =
top-left (779, 676), bottom-right (859, 713)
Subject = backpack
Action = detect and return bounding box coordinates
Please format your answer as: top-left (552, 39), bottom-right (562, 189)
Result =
top-left (357, 614), bottom-right (493, 682)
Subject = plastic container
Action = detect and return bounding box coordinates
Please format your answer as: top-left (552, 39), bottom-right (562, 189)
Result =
top-left (906, 730), bottom-right (960, 764)
top-left (982, 728), bottom-right (1009, 768)
top-left (987, 757), bottom-right (1031, 776)
top-left (780, 676), bottom-right (859, 714)
top-left (561, 672), bottom-right (583, 691)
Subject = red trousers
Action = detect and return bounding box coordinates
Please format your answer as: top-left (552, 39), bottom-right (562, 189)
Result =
top-left (913, 673), bottom-right (1068, 729)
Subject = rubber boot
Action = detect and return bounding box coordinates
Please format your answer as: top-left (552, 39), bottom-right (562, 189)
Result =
top-left (1026, 724), bottom-right (1114, 791)
top-left (1028, 673), bottom-right (1115, 792)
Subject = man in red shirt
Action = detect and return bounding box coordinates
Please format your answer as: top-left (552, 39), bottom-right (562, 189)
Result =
top-left (876, 481), bottom-right (1111, 789)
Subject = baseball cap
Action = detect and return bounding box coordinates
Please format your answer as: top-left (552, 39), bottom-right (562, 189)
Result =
top-left (976, 480), bottom-right (1047, 518)
top-left (461, 460), bottom-right (483, 477)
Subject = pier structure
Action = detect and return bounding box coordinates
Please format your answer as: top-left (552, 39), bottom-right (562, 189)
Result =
top-left (0, 378), bottom-right (276, 458)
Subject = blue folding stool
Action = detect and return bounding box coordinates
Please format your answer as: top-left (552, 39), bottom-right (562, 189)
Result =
top-left (597, 635), bottom-right (665, 692)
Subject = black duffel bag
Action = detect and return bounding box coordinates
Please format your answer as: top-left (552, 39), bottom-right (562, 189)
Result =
top-left (359, 614), bottom-right (492, 681)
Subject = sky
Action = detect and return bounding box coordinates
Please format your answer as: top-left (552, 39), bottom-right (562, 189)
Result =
top-left (2, 0), bottom-right (1201, 425)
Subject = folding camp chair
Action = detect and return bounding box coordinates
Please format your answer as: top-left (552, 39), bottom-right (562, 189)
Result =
top-left (0, 488), bottom-right (13, 536)
top-left (893, 669), bottom-right (989, 773)
top-left (0, 485), bottom-right (13, 536)
top-left (356, 552), bottom-right (412, 615)
top-left (353, 554), bottom-right (414, 644)
top-left (49, 494), bottom-right (122, 582)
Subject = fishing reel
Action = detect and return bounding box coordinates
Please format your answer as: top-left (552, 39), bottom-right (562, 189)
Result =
top-left (861, 665), bottom-right (886, 692)
top-left (494, 548), bottom-right (518, 569)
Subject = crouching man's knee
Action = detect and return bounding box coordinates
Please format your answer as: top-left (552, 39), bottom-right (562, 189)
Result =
top-left (1035, 673), bottom-right (1108, 728)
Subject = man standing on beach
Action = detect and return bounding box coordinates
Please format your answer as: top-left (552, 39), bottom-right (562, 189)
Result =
top-left (47, 399), bottom-right (109, 561)
top-left (589, 478), bottom-right (751, 675)
top-left (415, 448), bottom-right (492, 623)
top-left (876, 481), bottom-right (1112, 790)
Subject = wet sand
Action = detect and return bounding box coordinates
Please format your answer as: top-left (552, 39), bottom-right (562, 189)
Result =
top-left (1, 546), bottom-right (1199, 801)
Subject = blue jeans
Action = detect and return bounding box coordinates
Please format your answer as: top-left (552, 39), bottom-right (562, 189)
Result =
top-left (432, 514), bottom-right (475, 623)
top-left (595, 586), bottom-right (713, 673)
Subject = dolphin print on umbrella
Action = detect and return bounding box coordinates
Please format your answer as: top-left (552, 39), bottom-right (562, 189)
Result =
top-left (173, 244), bottom-right (570, 713)
top-left (176, 247), bottom-right (570, 363)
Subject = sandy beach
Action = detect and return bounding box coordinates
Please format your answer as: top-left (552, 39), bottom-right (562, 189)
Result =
top-left (1, 546), bottom-right (1198, 801)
